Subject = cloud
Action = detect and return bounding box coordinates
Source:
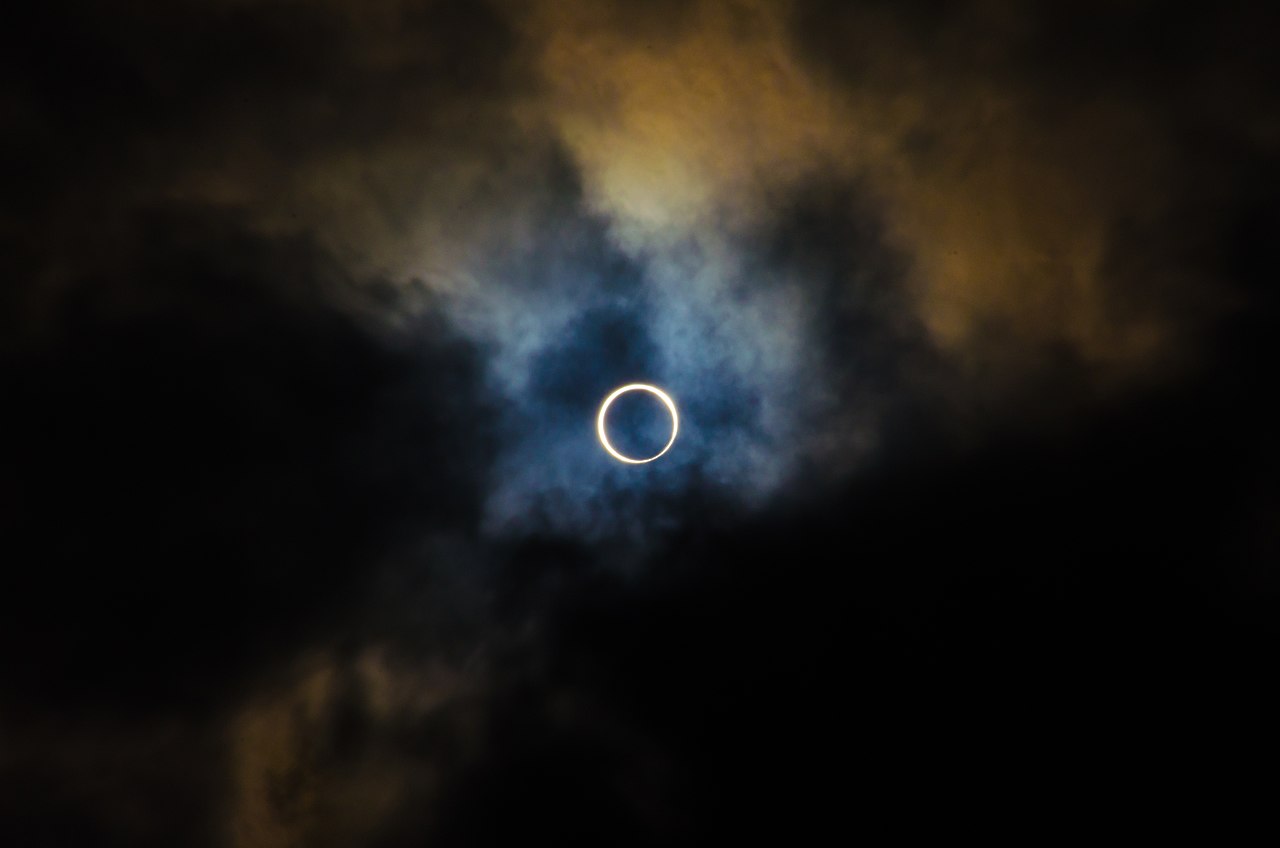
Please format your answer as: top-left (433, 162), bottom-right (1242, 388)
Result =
top-left (0, 210), bottom-right (492, 710)
top-left (7, 0), bottom-right (1264, 537)
top-left (2, 2), bottom-right (1276, 846)
top-left (227, 649), bottom-right (472, 848)
top-left (529, 0), bottom-right (1265, 380)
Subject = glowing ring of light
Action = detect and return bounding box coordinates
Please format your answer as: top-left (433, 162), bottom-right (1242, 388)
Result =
top-left (596, 383), bottom-right (679, 464)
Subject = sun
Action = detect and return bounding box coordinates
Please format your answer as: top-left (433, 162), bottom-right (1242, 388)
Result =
top-left (596, 384), bottom-right (679, 464)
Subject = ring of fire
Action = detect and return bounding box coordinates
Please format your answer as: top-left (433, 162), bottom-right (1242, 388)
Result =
top-left (596, 383), bottom-right (679, 464)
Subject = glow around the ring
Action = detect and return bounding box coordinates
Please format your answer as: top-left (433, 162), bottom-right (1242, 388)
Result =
top-left (596, 383), bottom-right (679, 464)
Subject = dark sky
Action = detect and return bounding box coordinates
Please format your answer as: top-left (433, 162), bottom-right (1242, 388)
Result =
top-left (2, 1), bottom-right (1277, 844)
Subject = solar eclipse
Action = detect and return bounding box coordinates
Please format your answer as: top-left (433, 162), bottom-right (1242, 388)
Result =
top-left (596, 383), bottom-right (680, 464)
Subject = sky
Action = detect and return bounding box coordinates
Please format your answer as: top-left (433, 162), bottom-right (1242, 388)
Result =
top-left (2, 1), bottom-right (1277, 844)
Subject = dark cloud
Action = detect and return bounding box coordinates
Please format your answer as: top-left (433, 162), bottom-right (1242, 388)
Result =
top-left (2, 0), bottom-right (1278, 845)
top-left (785, 0), bottom-right (1276, 379)
top-left (0, 210), bottom-right (492, 712)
